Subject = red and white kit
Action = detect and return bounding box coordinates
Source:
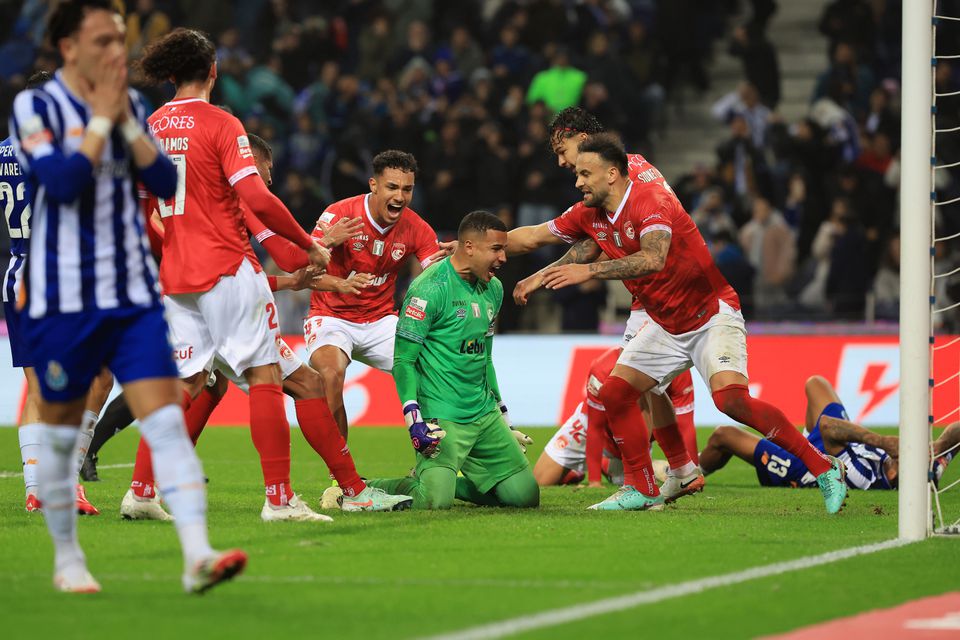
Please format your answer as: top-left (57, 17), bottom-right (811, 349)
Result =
top-left (548, 179), bottom-right (745, 389)
top-left (147, 99), bottom-right (311, 379)
top-left (304, 193), bottom-right (438, 370)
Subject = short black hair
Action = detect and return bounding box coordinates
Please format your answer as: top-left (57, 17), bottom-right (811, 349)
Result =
top-left (247, 133), bottom-right (272, 159)
top-left (138, 28), bottom-right (216, 86)
top-left (26, 70), bottom-right (53, 89)
top-left (549, 107), bottom-right (604, 148)
top-left (372, 149), bottom-right (418, 176)
top-left (578, 133), bottom-right (628, 177)
top-left (47, 0), bottom-right (119, 48)
top-left (458, 210), bottom-right (507, 240)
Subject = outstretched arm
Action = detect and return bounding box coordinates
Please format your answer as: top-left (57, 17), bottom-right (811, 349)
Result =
top-left (540, 230), bottom-right (672, 290)
top-left (506, 223), bottom-right (568, 256)
top-left (514, 237), bottom-right (603, 305)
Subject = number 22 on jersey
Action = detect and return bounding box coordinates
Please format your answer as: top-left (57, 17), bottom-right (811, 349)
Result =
top-left (0, 180), bottom-right (30, 238)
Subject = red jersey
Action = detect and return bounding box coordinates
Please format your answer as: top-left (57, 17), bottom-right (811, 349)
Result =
top-left (309, 194), bottom-right (439, 323)
top-left (549, 180), bottom-right (739, 334)
top-left (148, 99), bottom-right (261, 294)
top-left (626, 152), bottom-right (666, 186)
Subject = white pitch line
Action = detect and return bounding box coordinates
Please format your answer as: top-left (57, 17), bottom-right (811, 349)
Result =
top-left (421, 538), bottom-right (914, 640)
top-left (0, 462), bottom-right (133, 479)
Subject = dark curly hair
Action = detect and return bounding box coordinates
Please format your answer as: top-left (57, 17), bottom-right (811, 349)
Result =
top-left (372, 150), bottom-right (418, 176)
top-left (458, 210), bottom-right (506, 239)
top-left (137, 28), bottom-right (216, 87)
top-left (578, 133), bottom-right (628, 177)
top-left (548, 107), bottom-right (604, 148)
top-left (46, 0), bottom-right (119, 48)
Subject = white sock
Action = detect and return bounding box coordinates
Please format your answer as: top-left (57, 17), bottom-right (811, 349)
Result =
top-left (18, 423), bottom-right (42, 495)
top-left (37, 424), bottom-right (85, 572)
top-left (669, 461), bottom-right (698, 477)
top-left (139, 404), bottom-right (213, 566)
top-left (74, 410), bottom-right (98, 473)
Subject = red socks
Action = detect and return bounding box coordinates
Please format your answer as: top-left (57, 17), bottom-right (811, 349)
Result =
top-left (294, 398), bottom-right (366, 497)
top-left (652, 422), bottom-right (692, 469)
top-left (249, 384), bottom-right (292, 501)
top-left (597, 376), bottom-right (658, 496)
top-left (677, 411), bottom-right (700, 465)
top-left (185, 385), bottom-right (221, 444)
top-left (712, 384), bottom-right (831, 476)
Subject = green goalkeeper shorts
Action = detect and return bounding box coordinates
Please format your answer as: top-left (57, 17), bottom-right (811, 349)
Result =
top-left (417, 409), bottom-right (530, 494)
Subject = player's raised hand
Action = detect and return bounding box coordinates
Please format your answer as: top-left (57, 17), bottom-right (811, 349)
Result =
top-left (307, 241), bottom-right (331, 268)
top-left (404, 402), bottom-right (446, 458)
top-left (541, 263), bottom-right (593, 290)
top-left (424, 240), bottom-right (456, 266)
top-left (513, 273), bottom-right (544, 305)
top-left (318, 216), bottom-right (364, 247)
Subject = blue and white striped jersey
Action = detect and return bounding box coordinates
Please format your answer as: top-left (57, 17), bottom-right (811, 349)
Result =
top-left (8, 70), bottom-right (166, 319)
top-left (0, 137), bottom-right (30, 305)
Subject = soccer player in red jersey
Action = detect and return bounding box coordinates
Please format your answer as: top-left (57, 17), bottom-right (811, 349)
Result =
top-left (304, 150), bottom-right (444, 437)
top-left (128, 28), bottom-right (335, 522)
top-left (534, 346), bottom-right (696, 487)
top-left (533, 134), bottom-right (847, 513)
top-left (509, 108), bottom-right (700, 497)
top-left (123, 133), bottom-right (413, 516)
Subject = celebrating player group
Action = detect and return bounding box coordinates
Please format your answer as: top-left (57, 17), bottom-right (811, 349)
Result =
top-left (15, 0), bottom-right (929, 600)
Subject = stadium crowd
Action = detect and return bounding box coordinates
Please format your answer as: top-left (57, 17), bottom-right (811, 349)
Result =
top-left (0, 0), bottom-right (956, 331)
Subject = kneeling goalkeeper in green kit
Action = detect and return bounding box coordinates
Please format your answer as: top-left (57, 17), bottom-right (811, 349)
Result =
top-left (367, 211), bottom-right (540, 509)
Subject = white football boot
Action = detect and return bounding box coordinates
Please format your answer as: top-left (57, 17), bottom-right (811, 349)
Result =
top-left (54, 563), bottom-right (101, 594)
top-left (260, 494), bottom-right (333, 522)
top-left (120, 489), bottom-right (173, 521)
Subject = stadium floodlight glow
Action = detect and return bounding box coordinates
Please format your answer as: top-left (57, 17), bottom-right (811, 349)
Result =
top-left (898, 0), bottom-right (934, 541)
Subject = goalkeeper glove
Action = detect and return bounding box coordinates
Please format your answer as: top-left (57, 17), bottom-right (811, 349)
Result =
top-left (499, 401), bottom-right (533, 453)
top-left (403, 401), bottom-right (446, 458)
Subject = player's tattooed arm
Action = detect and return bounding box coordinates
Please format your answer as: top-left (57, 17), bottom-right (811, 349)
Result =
top-left (587, 230), bottom-right (671, 280)
top-left (514, 238), bottom-right (602, 305)
top-left (819, 416), bottom-right (899, 457)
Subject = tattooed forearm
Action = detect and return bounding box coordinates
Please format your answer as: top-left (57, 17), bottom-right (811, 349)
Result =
top-left (819, 416), bottom-right (886, 449)
top-left (555, 238), bottom-right (602, 267)
top-left (586, 230), bottom-right (671, 280)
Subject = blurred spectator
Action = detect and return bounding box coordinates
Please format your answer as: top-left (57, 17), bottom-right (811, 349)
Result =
top-left (826, 210), bottom-right (871, 317)
top-left (525, 46), bottom-right (586, 113)
top-left (281, 171), bottom-right (325, 232)
top-left (712, 230), bottom-right (755, 318)
top-left (818, 0), bottom-right (875, 61)
top-left (739, 196), bottom-right (796, 313)
top-left (799, 196), bottom-right (852, 310)
top-left (357, 14), bottom-right (393, 83)
top-left (872, 233), bottom-right (900, 321)
top-left (125, 0), bottom-right (171, 59)
top-left (553, 279), bottom-right (608, 332)
top-left (692, 187), bottom-right (737, 245)
top-left (728, 23), bottom-right (780, 109)
top-left (716, 114), bottom-right (768, 222)
top-left (712, 82), bottom-right (771, 149)
top-left (812, 42), bottom-right (876, 118)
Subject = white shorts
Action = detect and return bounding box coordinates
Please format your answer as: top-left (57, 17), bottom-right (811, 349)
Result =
top-left (618, 300), bottom-right (748, 393)
top-left (544, 402), bottom-right (589, 471)
top-left (214, 336), bottom-right (303, 393)
top-left (622, 308), bottom-right (647, 348)
top-left (303, 314), bottom-right (398, 372)
top-left (165, 259), bottom-right (279, 379)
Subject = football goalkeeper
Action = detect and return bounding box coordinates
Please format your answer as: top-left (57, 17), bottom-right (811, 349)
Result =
top-left (366, 211), bottom-right (539, 510)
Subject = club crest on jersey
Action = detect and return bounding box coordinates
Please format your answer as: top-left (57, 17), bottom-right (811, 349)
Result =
top-left (372, 239), bottom-right (385, 256)
top-left (623, 221), bottom-right (635, 240)
top-left (44, 360), bottom-right (68, 391)
top-left (487, 306), bottom-right (494, 321)
top-left (391, 243), bottom-right (406, 261)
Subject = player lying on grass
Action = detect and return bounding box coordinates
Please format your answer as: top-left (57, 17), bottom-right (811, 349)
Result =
top-left (534, 346), bottom-right (698, 487)
top-left (700, 375), bottom-right (960, 489)
top-left (355, 211), bottom-right (539, 510)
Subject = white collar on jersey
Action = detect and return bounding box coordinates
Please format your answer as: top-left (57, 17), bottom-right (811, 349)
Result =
top-left (605, 180), bottom-right (633, 225)
top-left (364, 193), bottom-right (396, 234)
top-left (166, 98), bottom-right (207, 106)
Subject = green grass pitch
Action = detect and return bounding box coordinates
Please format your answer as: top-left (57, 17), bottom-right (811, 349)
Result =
top-left (1, 426), bottom-right (957, 639)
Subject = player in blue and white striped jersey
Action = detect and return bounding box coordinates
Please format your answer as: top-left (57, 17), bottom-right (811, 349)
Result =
top-left (700, 375), bottom-right (960, 491)
top-left (3, 70), bottom-right (111, 517)
top-left (8, 0), bottom-right (245, 594)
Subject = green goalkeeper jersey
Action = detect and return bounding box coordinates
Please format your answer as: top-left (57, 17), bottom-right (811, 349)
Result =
top-left (394, 258), bottom-right (503, 423)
